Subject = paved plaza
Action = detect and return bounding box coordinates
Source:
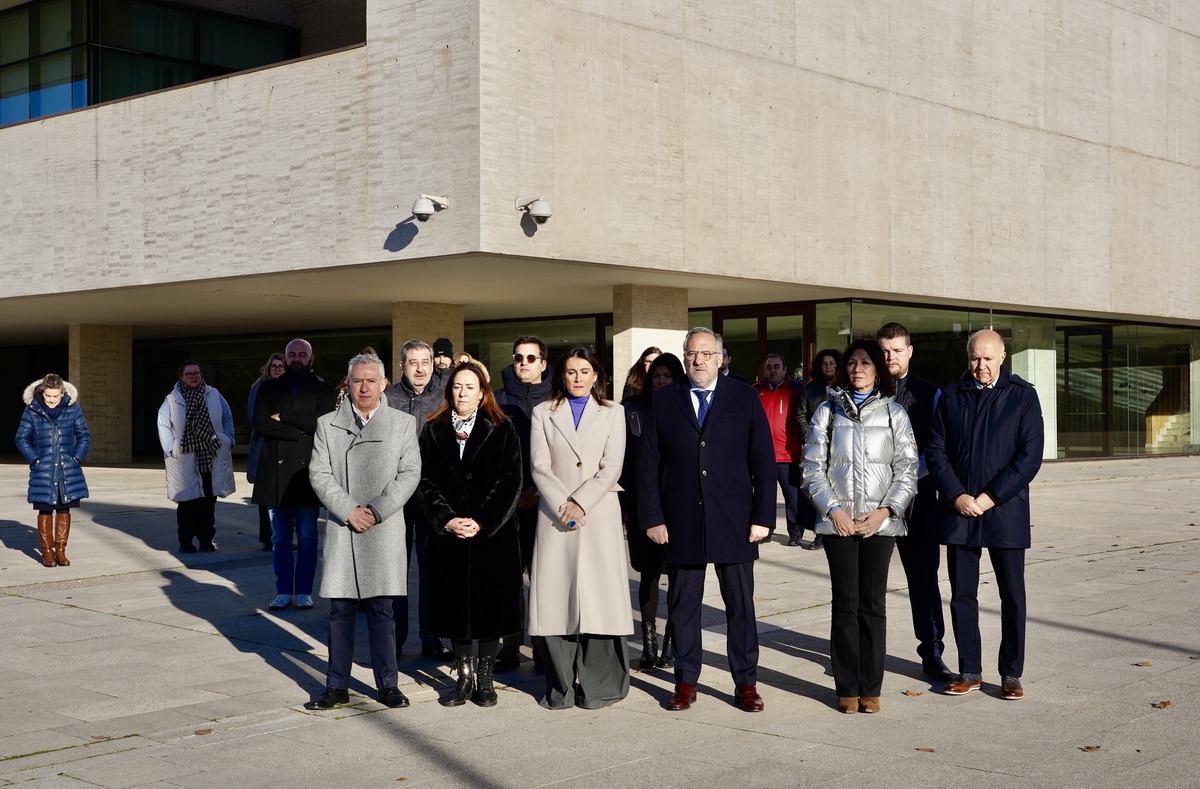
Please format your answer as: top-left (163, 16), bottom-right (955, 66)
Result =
top-left (1, 457), bottom-right (1199, 788)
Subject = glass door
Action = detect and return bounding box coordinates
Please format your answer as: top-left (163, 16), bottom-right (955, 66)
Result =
top-left (1057, 327), bottom-right (1113, 457)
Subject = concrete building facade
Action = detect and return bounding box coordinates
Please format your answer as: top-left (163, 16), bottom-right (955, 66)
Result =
top-left (2, 0), bottom-right (1198, 462)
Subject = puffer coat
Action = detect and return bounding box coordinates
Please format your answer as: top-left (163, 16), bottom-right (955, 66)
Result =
top-left (15, 380), bottom-right (91, 507)
top-left (800, 388), bottom-right (919, 537)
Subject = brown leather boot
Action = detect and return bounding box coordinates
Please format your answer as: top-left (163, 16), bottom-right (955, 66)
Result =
top-left (37, 513), bottom-right (56, 567)
top-left (53, 512), bottom-right (71, 567)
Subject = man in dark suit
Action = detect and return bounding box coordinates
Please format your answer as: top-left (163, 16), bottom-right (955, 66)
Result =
top-left (876, 322), bottom-right (952, 682)
top-left (639, 327), bottom-right (777, 712)
top-left (927, 329), bottom-right (1044, 701)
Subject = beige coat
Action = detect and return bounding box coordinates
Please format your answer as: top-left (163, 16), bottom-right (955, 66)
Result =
top-left (528, 398), bottom-right (631, 637)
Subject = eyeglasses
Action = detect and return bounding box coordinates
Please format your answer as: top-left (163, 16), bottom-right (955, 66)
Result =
top-left (268, 363), bottom-right (285, 369)
top-left (684, 350), bottom-right (718, 361)
top-left (513, 354), bottom-right (542, 364)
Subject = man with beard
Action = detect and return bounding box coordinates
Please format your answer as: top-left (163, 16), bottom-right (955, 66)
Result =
top-left (492, 334), bottom-right (553, 671)
top-left (253, 339), bottom-right (337, 611)
top-left (384, 339), bottom-right (453, 660)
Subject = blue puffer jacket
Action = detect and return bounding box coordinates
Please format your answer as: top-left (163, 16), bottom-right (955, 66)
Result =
top-left (14, 380), bottom-right (91, 507)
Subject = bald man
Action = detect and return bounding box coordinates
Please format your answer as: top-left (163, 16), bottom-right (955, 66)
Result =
top-left (926, 330), bottom-right (1043, 701)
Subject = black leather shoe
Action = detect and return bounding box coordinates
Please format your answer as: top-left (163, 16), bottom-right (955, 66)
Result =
top-left (421, 642), bottom-right (454, 660)
top-left (199, 542), bottom-right (216, 553)
top-left (803, 535), bottom-right (824, 551)
top-left (786, 536), bottom-right (802, 546)
top-left (922, 656), bottom-right (954, 683)
top-left (179, 543), bottom-right (197, 554)
top-left (304, 687), bottom-right (349, 710)
top-left (378, 687), bottom-right (410, 708)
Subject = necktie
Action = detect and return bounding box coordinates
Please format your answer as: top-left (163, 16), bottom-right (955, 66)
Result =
top-left (353, 411), bottom-right (365, 430)
top-left (695, 389), bottom-right (710, 427)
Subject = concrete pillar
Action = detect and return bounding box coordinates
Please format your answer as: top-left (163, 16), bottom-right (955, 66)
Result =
top-left (612, 285), bottom-right (689, 392)
top-left (1011, 347), bottom-right (1058, 460)
top-left (391, 302), bottom-right (465, 380)
top-left (68, 324), bottom-right (132, 465)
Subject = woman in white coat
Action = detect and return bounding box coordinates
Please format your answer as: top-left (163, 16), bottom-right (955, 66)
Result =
top-left (157, 361), bottom-right (235, 553)
top-left (529, 346), bottom-right (631, 710)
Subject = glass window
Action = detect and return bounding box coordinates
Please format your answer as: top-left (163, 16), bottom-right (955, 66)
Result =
top-left (36, 0), bottom-right (72, 55)
top-left (203, 16), bottom-right (288, 71)
top-left (97, 48), bottom-right (192, 100)
top-left (0, 10), bottom-right (30, 66)
top-left (0, 61), bottom-right (29, 124)
top-left (30, 50), bottom-right (73, 116)
top-left (720, 317), bottom-right (758, 381)
top-left (765, 314), bottom-right (805, 381)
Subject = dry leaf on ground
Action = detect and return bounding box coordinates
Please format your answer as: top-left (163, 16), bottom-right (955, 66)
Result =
top-left (1079, 745), bottom-right (1101, 752)
top-left (904, 689), bottom-right (922, 697)
top-left (1153, 700), bottom-right (1173, 709)
top-left (1133, 661), bottom-right (1152, 667)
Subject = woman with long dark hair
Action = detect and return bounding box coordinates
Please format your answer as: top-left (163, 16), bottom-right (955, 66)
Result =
top-left (413, 362), bottom-right (524, 707)
top-left (620, 352), bottom-right (686, 669)
top-left (620, 346), bottom-right (662, 400)
top-left (529, 346), bottom-right (630, 709)
top-left (801, 339), bottom-right (917, 714)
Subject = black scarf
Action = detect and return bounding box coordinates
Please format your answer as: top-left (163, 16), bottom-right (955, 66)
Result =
top-left (179, 382), bottom-right (219, 472)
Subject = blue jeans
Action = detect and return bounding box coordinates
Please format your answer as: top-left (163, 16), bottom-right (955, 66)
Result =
top-left (271, 507), bottom-right (319, 596)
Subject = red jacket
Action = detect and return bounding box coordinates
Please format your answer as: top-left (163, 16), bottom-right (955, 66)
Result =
top-left (753, 379), bottom-right (805, 463)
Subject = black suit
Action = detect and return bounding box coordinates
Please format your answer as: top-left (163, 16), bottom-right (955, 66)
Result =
top-left (638, 376), bottom-right (776, 686)
top-left (892, 373), bottom-right (947, 663)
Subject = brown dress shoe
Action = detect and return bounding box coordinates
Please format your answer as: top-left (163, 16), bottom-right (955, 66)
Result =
top-left (667, 682), bottom-right (697, 711)
top-left (944, 673), bottom-right (983, 695)
top-left (1001, 677), bottom-right (1024, 700)
top-left (735, 685), bottom-right (764, 712)
top-left (837, 696), bottom-right (858, 714)
top-left (859, 696), bottom-right (880, 713)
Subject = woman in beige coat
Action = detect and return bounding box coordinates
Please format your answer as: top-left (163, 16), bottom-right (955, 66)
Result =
top-left (529, 347), bottom-right (631, 709)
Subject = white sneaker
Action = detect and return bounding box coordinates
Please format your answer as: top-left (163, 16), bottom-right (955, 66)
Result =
top-left (296, 594), bottom-right (314, 610)
top-left (268, 594), bottom-right (292, 610)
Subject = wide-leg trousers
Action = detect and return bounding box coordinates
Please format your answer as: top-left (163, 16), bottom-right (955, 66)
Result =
top-left (539, 634), bottom-right (629, 710)
top-left (823, 534), bottom-right (897, 698)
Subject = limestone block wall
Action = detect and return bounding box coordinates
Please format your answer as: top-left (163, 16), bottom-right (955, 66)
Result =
top-left (479, 0), bottom-right (1200, 322)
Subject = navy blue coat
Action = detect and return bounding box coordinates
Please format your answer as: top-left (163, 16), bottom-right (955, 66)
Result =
top-left (926, 368), bottom-right (1044, 549)
top-left (637, 376), bottom-right (777, 565)
top-left (15, 390), bottom-right (91, 507)
top-left (892, 373), bottom-right (942, 541)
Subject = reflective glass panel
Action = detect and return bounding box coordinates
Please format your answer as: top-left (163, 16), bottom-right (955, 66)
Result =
top-left (0, 62), bottom-right (29, 124)
top-left (36, 0), bottom-right (72, 55)
top-left (0, 10), bottom-right (29, 66)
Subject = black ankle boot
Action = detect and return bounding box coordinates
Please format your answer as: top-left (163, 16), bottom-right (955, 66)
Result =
top-left (473, 656), bottom-right (498, 707)
top-left (639, 620), bottom-right (659, 670)
top-left (658, 623), bottom-right (676, 669)
top-left (445, 656), bottom-right (474, 707)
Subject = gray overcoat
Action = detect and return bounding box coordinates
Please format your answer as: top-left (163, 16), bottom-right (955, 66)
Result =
top-left (309, 402), bottom-right (421, 600)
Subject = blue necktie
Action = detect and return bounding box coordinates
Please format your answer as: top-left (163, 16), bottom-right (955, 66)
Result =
top-left (695, 389), bottom-right (710, 427)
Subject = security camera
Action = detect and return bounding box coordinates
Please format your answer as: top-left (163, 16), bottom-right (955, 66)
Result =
top-left (412, 194), bottom-right (449, 222)
top-left (516, 197), bottom-right (553, 225)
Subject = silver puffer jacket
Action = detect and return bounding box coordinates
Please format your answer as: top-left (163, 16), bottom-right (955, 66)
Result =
top-left (800, 388), bottom-right (919, 537)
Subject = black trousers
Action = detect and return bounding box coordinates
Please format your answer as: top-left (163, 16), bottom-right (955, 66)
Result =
top-left (392, 518), bottom-right (437, 651)
top-left (948, 545), bottom-right (1026, 678)
top-left (823, 534), bottom-right (897, 697)
top-left (896, 534), bottom-right (946, 660)
top-left (774, 463), bottom-right (801, 539)
top-left (328, 597), bottom-right (397, 691)
top-left (176, 471), bottom-right (216, 547)
top-left (667, 561), bottom-right (758, 687)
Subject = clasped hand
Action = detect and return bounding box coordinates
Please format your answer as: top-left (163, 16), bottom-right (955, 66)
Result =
top-left (347, 506), bottom-right (376, 533)
top-left (953, 492), bottom-right (995, 518)
top-left (830, 507), bottom-right (890, 537)
top-left (559, 501), bottom-right (586, 531)
top-left (446, 517), bottom-right (481, 539)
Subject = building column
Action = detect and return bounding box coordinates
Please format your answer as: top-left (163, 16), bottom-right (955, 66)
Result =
top-left (68, 324), bottom-right (132, 465)
top-left (392, 302), bottom-right (464, 379)
top-left (612, 285), bottom-right (689, 394)
top-left (1010, 347), bottom-right (1057, 460)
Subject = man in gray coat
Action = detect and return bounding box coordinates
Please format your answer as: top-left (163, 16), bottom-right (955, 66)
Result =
top-left (305, 352), bottom-right (422, 710)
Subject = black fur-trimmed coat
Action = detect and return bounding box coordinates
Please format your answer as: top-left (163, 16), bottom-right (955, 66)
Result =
top-left (412, 414), bottom-right (524, 640)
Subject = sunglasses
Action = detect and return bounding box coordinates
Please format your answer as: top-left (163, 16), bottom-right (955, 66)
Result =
top-left (513, 354), bottom-right (542, 364)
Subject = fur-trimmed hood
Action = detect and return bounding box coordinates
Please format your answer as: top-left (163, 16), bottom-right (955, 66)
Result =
top-left (22, 379), bottom-right (79, 406)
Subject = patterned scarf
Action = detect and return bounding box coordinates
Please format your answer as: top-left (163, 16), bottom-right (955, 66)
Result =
top-left (179, 382), bottom-right (218, 473)
top-left (450, 410), bottom-right (477, 459)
